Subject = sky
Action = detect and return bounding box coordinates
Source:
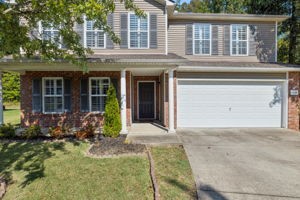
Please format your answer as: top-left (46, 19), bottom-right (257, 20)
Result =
top-left (179, 0), bottom-right (191, 4)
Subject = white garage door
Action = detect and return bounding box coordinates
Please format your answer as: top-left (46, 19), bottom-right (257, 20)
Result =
top-left (177, 80), bottom-right (283, 128)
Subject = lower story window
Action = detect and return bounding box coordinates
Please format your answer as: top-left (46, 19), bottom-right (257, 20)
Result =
top-left (89, 78), bottom-right (110, 112)
top-left (43, 78), bottom-right (64, 113)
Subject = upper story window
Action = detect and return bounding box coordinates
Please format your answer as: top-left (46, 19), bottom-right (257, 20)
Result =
top-left (193, 24), bottom-right (211, 55)
top-left (85, 20), bottom-right (106, 49)
top-left (231, 24), bottom-right (248, 56)
top-left (89, 78), bottom-right (110, 112)
top-left (43, 78), bottom-right (64, 113)
top-left (40, 23), bottom-right (61, 47)
top-left (129, 14), bottom-right (149, 49)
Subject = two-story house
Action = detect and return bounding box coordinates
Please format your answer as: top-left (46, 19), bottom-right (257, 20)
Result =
top-left (1, 0), bottom-right (300, 133)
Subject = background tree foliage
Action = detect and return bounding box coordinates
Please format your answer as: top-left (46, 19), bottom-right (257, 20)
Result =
top-left (0, 0), bottom-right (144, 69)
top-left (2, 71), bottom-right (20, 103)
top-left (177, 0), bottom-right (300, 64)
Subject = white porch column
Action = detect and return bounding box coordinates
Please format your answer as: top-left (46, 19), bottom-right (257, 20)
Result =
top-left (120, 69), bottom-right (128, 134)
top-left (168, 69), bottom-right (175, 133)
top-left (0, 71), bottom-right (3, 125)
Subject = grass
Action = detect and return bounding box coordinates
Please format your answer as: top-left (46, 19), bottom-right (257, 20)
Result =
top-left (3, 103), bottom-right (20, 126)
top-left (0, 141), bottom-right (153, 200)
top-left (151, 146), bottom-right (197, 200)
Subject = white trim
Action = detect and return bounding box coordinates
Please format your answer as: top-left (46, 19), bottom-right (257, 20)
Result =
top-left (128, 12), bottom-right (150, 49)
top-left (230, 24), bottom-right (249, 56)
top-left (275, 21), bottom-right (278, 62)
top-left (283, 72), bottom-right (289, 128)
top-left (39, 22), bottom-right (62, 49)
top-left (42, 77), bottom-right (64, 114)
top-left (137, 81), bottom-right (156, 120)
top-left (168, 69), bottom-right (175, 133)
top-left (165, 7), bottom-right (168, 55)
top-left (120, 69), bottom-right (127, 133)
top-left (83, 16), bottom-right (106, 49)
top-left (177, 78), bottom-right (287, 82)
top-left (88, 77), bottom-right (110, 113)
top-left (192, 23), bottom-right (212, 56)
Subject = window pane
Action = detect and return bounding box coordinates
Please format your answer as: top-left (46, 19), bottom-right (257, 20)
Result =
top-left (56, 79), bottom-right (62, 95)
top-left (86, 20), bottom-right (94, 31)
top-left (44, 97), bottom-right (62, 113)
top-left (140, 32), bottom-right (148, 48)
top-left (232, 41), bottom-right (237, 55)
top-left (130, 15), bottom-right (138, 31)
top-left (97, 32), bottom-right (105, 48)
top-left (130, 32), bottom-right (138, 48)
top-left (86, 32), bottom-right (95, 47)
top-left (140, 18), bottom-right (148, 31)
top-left (45, 80), bottom-right (54, 95)
top-left (194, 40), bottom-right (200, 54)
top-left (202, 40), bottom-right (210, 54)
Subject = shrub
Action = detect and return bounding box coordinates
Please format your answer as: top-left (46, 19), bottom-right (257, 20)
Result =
top-left (49, 123), bottom-right (71, 139)
top-left (23, 125), bottom-right (41, 139)
top-left (0, 124), bottom-right (15, 138)
top-left (75, 122), bottom-right (95, 140)
top-left (103, 84), bottom-right (121, 138)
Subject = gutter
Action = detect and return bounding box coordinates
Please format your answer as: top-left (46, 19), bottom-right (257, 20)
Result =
top-left (177, 66), bottom-right (300, 73)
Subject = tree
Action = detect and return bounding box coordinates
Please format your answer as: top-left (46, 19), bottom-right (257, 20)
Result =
top-left (179, 0), bottom-right (246, 13)
top-left (103, 84), bottom-right (121, 137)
top-left (2, 71), bottom-right (20, 103)
top-left (0, 0), bottom-right (144, 70)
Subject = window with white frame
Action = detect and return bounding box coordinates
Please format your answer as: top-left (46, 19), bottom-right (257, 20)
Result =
top-left (231, 24), bottom-right (248, 55)
top-left (90, 78), bottom-right (110, 112)
top-left (43, 78), bottom-right (64, 113)
top-left (193, 24), bottom-right (211, 55)
top-left (85, 20), bottom-right (106, 48)
top-left (129, 14), bottom-right (149, 48)
top-left (40, 22), bottom-right (61, 47)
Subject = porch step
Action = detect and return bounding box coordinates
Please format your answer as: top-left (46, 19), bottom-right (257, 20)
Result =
top-left (128, 122), bottom-right (168, 135)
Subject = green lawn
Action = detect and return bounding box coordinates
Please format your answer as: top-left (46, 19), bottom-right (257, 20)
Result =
top-left (3, 103), bottom-right (20, 126)
top-left (151, 146), bottom-right (197, 200)
top-left (0, 141), bottom-right (153, 200)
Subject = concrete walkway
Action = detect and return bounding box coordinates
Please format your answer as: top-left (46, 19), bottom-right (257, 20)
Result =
top-left (126, 123), bottom-right (181, 145)
top-left (178, 128), bottom-right (300, 200)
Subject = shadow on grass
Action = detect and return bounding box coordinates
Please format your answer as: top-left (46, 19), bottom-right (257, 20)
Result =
top-left (0, 141), bottom-right (67, 188)
top-left (166, 178), bottom-right (198, 199)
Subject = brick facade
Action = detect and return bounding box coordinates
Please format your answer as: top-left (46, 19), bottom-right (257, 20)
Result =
top-left (288, 72), bottom-right (300, 131)
top-left (20, 71), bottom-right (133, 128)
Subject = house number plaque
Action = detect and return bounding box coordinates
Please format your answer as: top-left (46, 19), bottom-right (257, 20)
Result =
top-left (290, 89), bottom-right (299, 96)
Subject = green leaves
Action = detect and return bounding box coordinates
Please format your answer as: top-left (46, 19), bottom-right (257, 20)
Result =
top-left (0, 0), bottom-right (143, 69)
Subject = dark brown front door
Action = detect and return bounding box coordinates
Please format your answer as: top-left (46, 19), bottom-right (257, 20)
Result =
top-left (139, 82), bottom-right (155, 119)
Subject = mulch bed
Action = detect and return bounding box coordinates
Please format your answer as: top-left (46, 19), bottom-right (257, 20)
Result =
top-left (88, 135), bottom-right (146, 157)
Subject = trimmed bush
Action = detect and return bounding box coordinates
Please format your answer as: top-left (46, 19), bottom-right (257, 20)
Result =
top-left (0, 124), bottom-right (15, 138)
top-left (23, 125), bottom-right (41, 139)
top-left (103, 84), bottom-right (121, 138)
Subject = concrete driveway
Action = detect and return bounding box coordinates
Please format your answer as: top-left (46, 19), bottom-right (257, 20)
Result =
top-left (178, 128), bottom-right (300, 200)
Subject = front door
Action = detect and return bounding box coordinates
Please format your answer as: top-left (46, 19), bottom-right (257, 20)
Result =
top-left (138, 82), bottom-right (155, 119)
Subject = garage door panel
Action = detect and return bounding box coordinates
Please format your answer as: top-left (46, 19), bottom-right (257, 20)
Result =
top-left (177, 80), bottom-right (283, 128)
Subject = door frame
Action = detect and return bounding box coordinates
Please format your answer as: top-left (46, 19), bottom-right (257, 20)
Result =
top-left (176, 78), bottom-right (288, 128)
top-left (137, 81), bottom-right (156, 120)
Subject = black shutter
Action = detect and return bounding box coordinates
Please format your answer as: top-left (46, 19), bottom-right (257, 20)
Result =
top-left (106, 13), bottom-right (114, 49)
top-left (150, 14), bottom-right (157, 49)
top-left (223, 25), bottom-right (230, 55)
top-left (80, 79), bottom-right (89, 112)
top-left (64, 79), bottom-right (72, 112)
top-left (186, 24), bottom-right (193, 55)
top-left (120, 13), bottom-right (128, 48)
top-left (212, 25), bottom-right (219, 55)
top-left (32, 78), bottom-right (42, 113)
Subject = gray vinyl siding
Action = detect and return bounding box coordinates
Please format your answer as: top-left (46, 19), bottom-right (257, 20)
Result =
top-left (75, 0), bottom-right (166, 54)
top-left (168, 20), bottom-right (276, 62)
